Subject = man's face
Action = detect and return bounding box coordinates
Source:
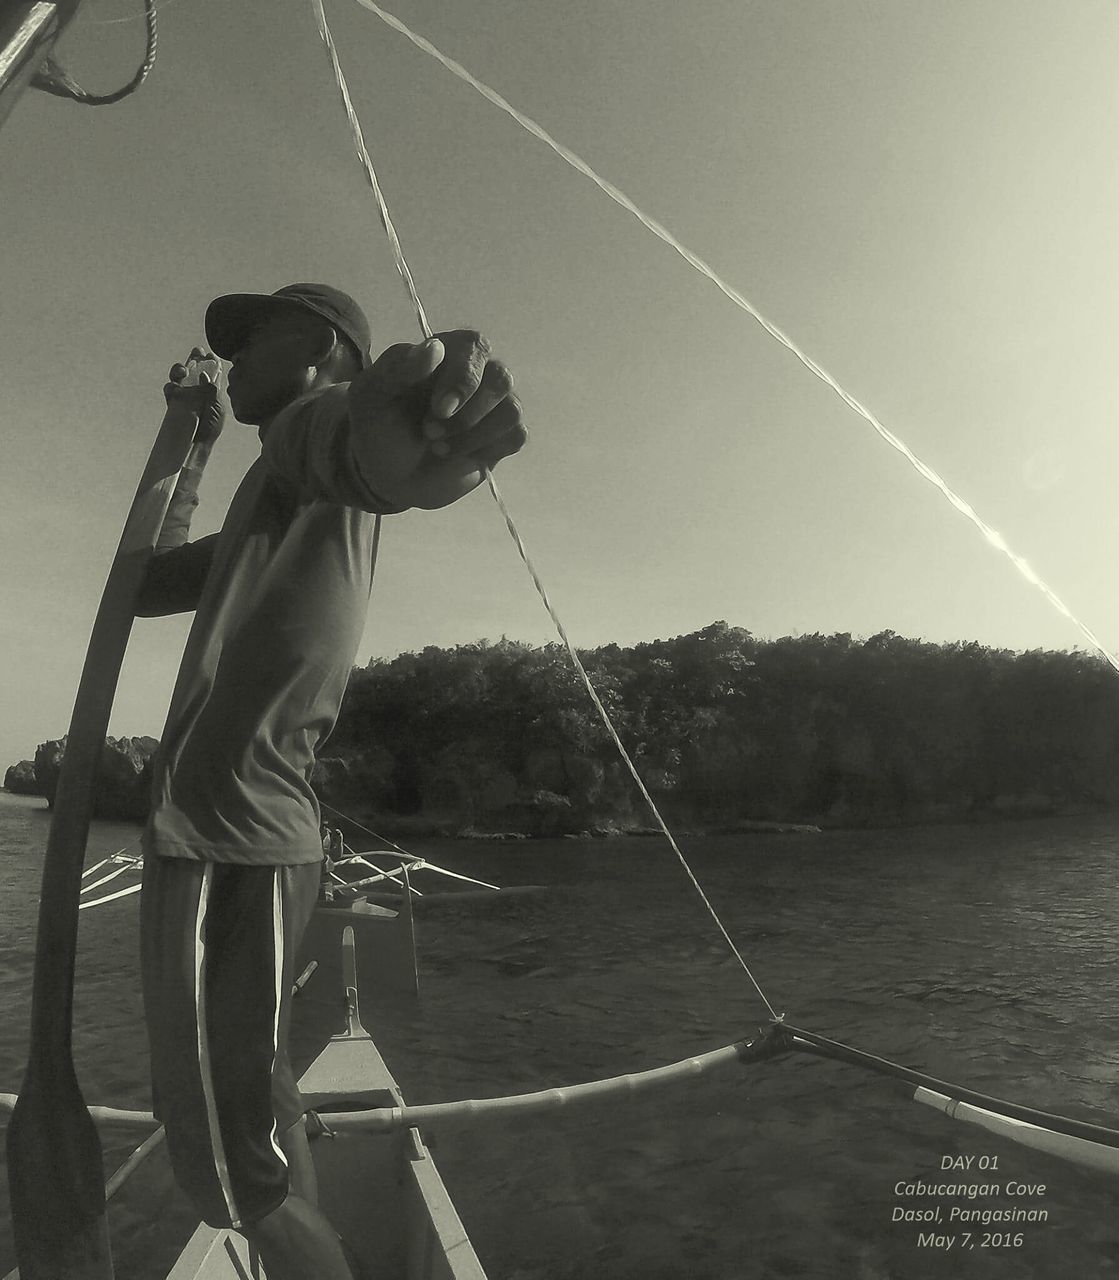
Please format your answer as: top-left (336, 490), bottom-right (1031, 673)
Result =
top-left (226, 309), bottom-right (318, 426)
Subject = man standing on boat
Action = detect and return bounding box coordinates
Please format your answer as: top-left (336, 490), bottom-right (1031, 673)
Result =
top-left (135, 283), bottom-right (526, 1280)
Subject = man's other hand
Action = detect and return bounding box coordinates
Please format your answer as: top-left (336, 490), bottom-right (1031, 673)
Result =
top-left (164, 348), bottom-right (225, 445)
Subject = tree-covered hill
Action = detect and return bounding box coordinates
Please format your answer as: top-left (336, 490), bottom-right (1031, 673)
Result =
top-left (318, 623), bottom-right (1119, 834)
top-left (9, 624), bottom-right (1119, 835)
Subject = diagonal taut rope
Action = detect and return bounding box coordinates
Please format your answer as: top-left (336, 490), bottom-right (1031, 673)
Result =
top-left (310, 0), bottom-right (780, 1021)
top-left (346, 0), bottom-right (1119, 676)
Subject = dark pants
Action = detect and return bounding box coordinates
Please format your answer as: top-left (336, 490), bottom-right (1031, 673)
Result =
top-left (140, 856), bottom-right (321, 1228)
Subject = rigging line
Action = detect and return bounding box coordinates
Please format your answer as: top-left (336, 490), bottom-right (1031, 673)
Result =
top-left (312, 0), bottom-right (780, 1022)
top-left (34, 0), bottom-right (157, 104)
top-left (483, 465), bottom-right (781, 1020)
top-left (319, 801), bottom-right (415, 862)
top-left (312, 0), bottom-right (431, 339)
top-left (349, 0), bottom-right (1119, 678)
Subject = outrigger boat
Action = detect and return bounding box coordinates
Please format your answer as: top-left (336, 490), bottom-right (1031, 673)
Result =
top-left (5, 5), bottom-right (1119, 1279)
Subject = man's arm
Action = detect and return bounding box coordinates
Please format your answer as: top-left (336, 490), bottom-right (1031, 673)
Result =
top-left (134, 531), bottom-right (220, 616)
top-left (260, 382), bottom-right (408, 513)
top-left (135, 363), bottom-right (224, 617)
top-left (153, 438), bottom-right (213, 553)
top-left (263, 332), bottom-right (526, 513)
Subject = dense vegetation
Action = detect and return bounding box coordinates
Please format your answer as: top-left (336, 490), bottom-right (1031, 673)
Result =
top-left (317, 623), bottom-right (1119, 834)
top-left (9, 624), bottom-right (1116, 833)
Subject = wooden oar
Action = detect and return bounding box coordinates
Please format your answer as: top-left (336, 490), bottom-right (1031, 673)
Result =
top-left (6, 356), bottom-right (217, 1280)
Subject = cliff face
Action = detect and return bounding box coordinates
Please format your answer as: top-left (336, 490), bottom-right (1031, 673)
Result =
top-left (33, 735), bottom-right (160, 822)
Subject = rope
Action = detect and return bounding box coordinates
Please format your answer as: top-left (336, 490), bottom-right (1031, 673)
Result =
top-left (311, 0), bottom-right (780, 1022)
top-left (482, 467), bottom-right (780, 1018)
top-left (33, 0), bottom-right (158, 105)
top-left (319, 802), bottom-right (415, 862)
top-left (347, 0), bottom-right (1119, 678)
top-left (80, 0), bottom-right (179, 26)
top-left (312, 0), bottom-right (431, 338)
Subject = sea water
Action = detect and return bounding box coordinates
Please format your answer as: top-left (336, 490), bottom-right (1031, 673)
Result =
top-left (1, 792), bottom-right (1117, 1278)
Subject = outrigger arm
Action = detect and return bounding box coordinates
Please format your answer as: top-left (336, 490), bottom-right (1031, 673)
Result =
top-left (9, 1018), bottom-right (1118, 1184)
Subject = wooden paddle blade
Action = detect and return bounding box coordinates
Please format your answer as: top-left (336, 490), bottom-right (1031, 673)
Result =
top-left (6, 1068), bottom-right (114, 1279)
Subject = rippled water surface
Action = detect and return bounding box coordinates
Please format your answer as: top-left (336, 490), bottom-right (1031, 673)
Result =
top-left (1, 792), bottom-right (1118, 1278)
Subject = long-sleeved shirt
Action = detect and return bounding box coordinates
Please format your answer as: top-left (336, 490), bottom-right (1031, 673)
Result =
top-left (138, 383), bottom-right (401, 865)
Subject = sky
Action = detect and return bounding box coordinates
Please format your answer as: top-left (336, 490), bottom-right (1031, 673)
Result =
top-left (2, 0), bottom-right (1119, 769)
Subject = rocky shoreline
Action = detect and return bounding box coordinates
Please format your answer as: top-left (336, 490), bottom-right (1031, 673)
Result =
top-left (325, 799), bottom-right (1112, 842)
top-left (4, 735), bottom-right (159, 822)
top-left (6, 738), bottom-right (1112, 840)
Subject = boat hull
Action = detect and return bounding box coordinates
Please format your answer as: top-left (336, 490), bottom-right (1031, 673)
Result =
top-left (165, 915), bottom-right (485, 1279)
top-left (165, 1049), bottom-right (482, 1280)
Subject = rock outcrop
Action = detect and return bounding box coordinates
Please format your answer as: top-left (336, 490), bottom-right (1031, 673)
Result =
top-left (33, 735), bottom-right (160, 822)
top-left (3, 759), bottom-right (40, 795)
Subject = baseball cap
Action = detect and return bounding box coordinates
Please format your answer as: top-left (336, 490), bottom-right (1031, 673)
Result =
top-left (205, 283), bottom-right (373, 370)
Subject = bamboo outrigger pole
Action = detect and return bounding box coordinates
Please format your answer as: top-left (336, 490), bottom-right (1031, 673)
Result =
top-left (0, 1), bottom-right (83, 132)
